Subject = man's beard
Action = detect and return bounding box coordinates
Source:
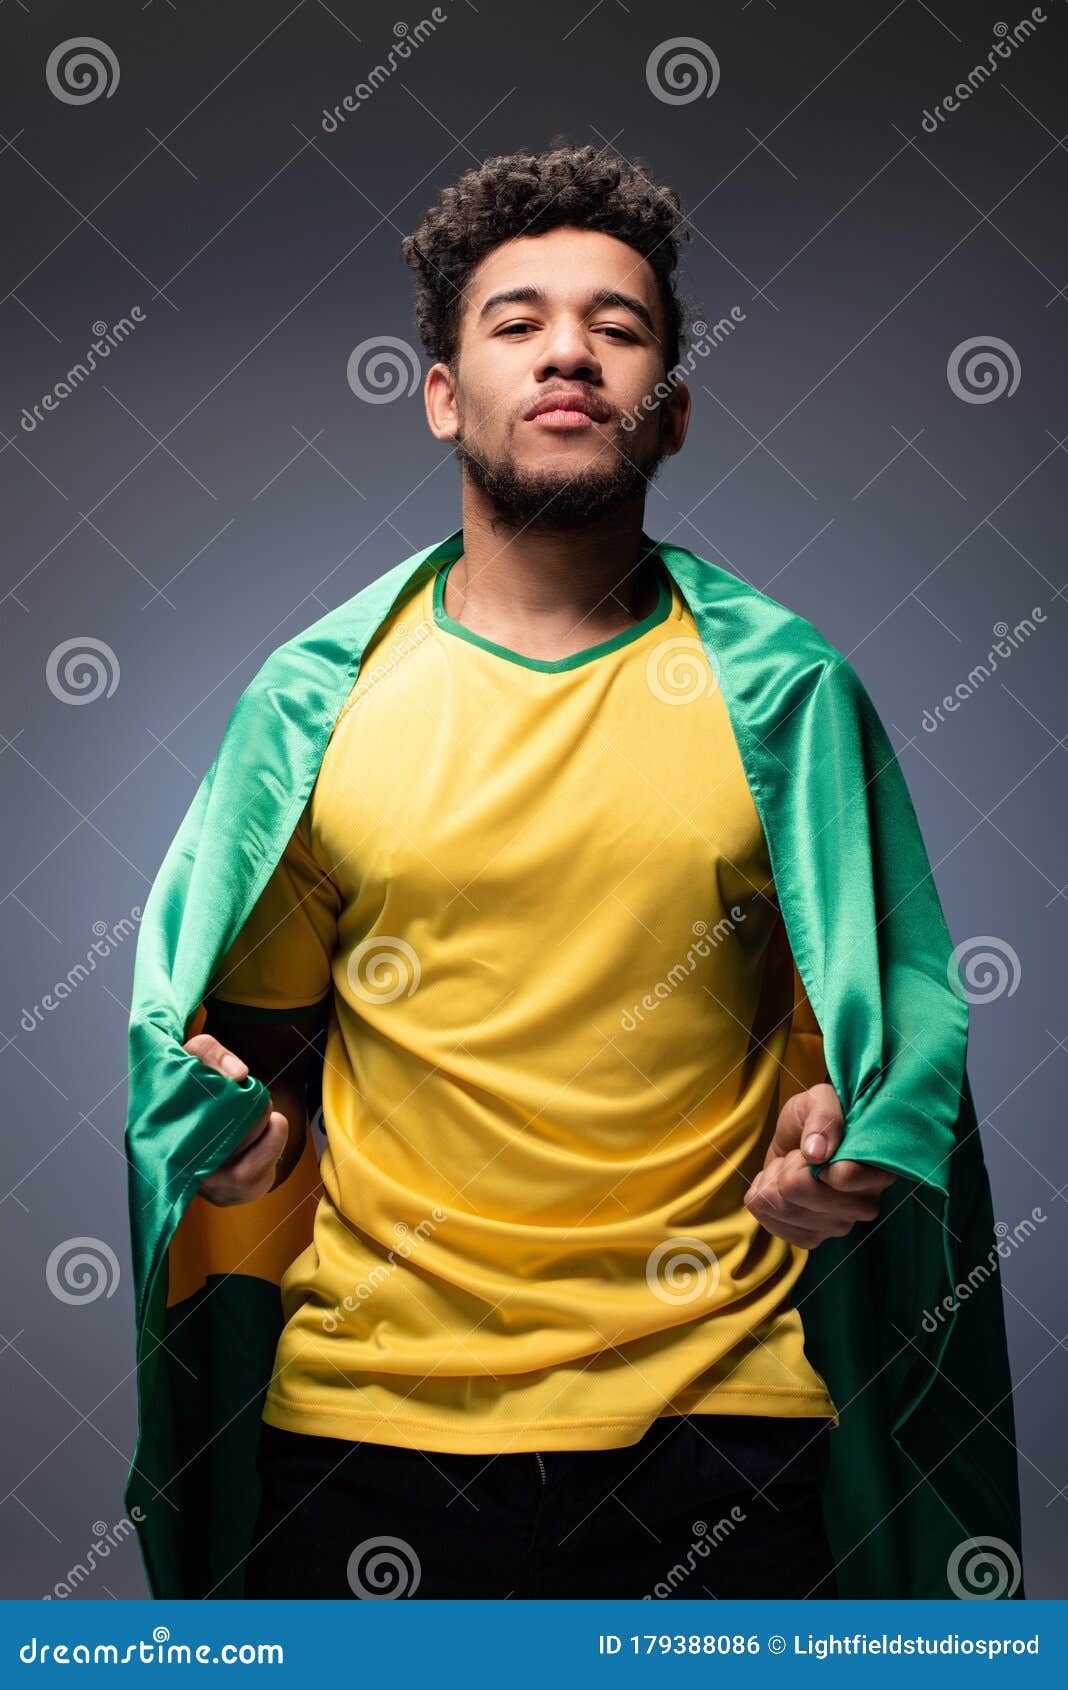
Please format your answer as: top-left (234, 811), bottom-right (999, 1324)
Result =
top-left (454, 422), bottom-right (668, 532)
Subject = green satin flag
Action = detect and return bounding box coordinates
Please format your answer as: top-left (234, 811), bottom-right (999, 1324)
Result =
top-left (123, 525), bottom-right (1023, 1600)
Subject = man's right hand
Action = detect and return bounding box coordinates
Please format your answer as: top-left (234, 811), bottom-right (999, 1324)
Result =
top-left (184, 1030), bottom-right (301, 1207)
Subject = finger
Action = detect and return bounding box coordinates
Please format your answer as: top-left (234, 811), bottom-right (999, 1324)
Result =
top-left (742, 1190), bottom-right (844, 1249)
top-left (788, 1184), bottom-right (882, 1224)
top-left (820, 1159), bottom-right (897, 1197)
top-left (183, 1030), bottom-right (249, 1082)
top-left (795, 1081), bottom-right (845, 1163)
top-left (217, 1105), bottom-right (283, 1170)
top-left (204, 1111), bottom-right (288, 1200)
top-left (751, 1153), bottom-right (878, 1225)
top-left (745, 1162), bottom-right (823, 1231)
top-left (234, 1109), bottom-right (289, 1177)
top-left (769, 1082), bottom-right (844, 1164)
top-left (758, 1219), bottom-right (836, 1249)
top-left (744, 1164), bottom-right (790, 1218)
top-left (748, 1152), bottom-right (820, 1218)
top-left (767, 1088), bottom-right (808, 1162)
top-left (775, 1152), bottom-right (883, 1221)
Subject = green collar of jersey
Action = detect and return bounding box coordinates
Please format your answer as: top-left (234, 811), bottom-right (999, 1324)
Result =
top-left (430, 529), bottom-right (672, 672)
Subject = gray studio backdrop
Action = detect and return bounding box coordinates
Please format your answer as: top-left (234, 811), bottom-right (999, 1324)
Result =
top-left (2, 0), bottom-right (1064, 1599)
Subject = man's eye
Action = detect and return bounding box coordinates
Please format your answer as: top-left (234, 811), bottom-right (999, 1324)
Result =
top-left (497, 322), bottom-right (535, 335)
top-left (597, 325), bottom-right (636, 341)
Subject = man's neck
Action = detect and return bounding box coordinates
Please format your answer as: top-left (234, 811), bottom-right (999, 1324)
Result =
top-left (441, 499), bottom-right (661, 663)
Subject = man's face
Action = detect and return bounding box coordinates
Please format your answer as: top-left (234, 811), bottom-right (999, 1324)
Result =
top-left (427, 225), bottom-right (688, 530)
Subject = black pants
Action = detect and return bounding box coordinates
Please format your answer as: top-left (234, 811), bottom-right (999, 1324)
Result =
top-left (243, 1412), bottom-right (838, 1599)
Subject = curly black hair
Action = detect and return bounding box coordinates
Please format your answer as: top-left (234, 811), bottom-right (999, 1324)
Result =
top-left (399, 141), bottom-right (693, 376)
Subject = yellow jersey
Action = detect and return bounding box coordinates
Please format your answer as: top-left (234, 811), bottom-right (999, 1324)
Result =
top-left (206, 537), bottom-right (837, 1452)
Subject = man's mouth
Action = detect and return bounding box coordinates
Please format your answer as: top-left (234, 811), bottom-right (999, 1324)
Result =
top-left (524, 390), bottom-right (612, 431)
top-left (528, 407), bottom-right (598, 431)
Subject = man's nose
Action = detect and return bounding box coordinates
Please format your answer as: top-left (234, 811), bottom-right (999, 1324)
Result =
top-left (533, 321), bottom-right (602, 382)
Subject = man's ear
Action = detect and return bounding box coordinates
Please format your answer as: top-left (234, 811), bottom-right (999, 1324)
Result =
top-left (424, 360), bottom-right (460, 442)
top-left (661, 378), bottom-right (691, 455)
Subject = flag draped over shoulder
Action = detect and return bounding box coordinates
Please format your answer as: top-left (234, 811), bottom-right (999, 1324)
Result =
top-left (123, 526), bottom-right (1023, 1600)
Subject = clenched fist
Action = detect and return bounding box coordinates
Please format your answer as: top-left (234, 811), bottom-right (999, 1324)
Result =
top-left (743, 1081), bottom-right (896, 1249)
top-left (184, 1024), bottom-right (312, 1208)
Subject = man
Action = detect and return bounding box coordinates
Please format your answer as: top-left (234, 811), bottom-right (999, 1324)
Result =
top-left (123, 145), bottom-right (1021, 1601)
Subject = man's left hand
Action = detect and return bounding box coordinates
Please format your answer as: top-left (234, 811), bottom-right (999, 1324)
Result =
top-left (743, 1081), bottom-right (897, 1249)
